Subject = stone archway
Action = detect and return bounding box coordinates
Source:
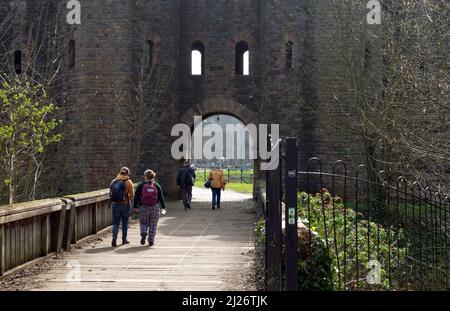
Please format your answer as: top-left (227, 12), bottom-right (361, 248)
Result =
top-left (180, 98), bottom-right (258, 128)
top-left (179, 98), bottom-right (261, 199)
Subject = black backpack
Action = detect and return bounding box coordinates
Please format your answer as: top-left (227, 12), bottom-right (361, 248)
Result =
top-left (184, 169), bottom-right (195, 186)
top-left (110, 179), bottom-right (127, 202)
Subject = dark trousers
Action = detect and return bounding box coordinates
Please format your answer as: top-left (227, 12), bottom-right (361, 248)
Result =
top-left (211, 188), bottom-right (221, 208)
top-left (112, 203), bottom-right (130, 241)
top-left (181, 185), bottom-right (192, 208)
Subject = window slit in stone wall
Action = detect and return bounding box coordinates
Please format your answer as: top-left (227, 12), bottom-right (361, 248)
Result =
top-left (235, 41), bottom-right (249, 76)
top-left (191, 41), bottom-right (205, 75)
top-left (146, 40), bottom-right (154, 69)
top-left (68, 40), bottom-right (75, 69)
top-left (364, 41), bottom-right (372, 71)
top-left (286, 41), bottom-right (294, 69)
top-left (14, 50), bottom-right (22, 74)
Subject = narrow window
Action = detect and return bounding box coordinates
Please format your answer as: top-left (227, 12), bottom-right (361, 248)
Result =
top-left (14, 50), bottom-right (22, 74)
top-left (191, 41), bottom-right (205, 75)
top-left (364, 41), bottom-right (372, 71)
top-left (285, 41), bottom-right (294, 69)
top-left (68, 40), bottom-right (75, 69)
top-left (235, 41), bottom-right (249, 76)
top-left (146, 40), bottom-right (153, 69)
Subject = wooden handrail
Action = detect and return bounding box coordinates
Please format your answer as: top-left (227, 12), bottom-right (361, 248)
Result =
top-left (0, 187), bottom-right (114, 277)
top-left (0, 199), bottom-right (64, 224)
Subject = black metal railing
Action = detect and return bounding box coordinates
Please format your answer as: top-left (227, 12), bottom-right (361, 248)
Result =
top-left (264, 137), bottom-right (449, 291)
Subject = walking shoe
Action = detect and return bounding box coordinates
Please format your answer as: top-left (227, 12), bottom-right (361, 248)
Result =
top-left (212, 205), bottom-right (215, 210)
top-left (111, 239), bottom-right (117, 247)
top-left (140, 236), bottom-right (146, 245)
top-left (217, 206), bottom-right (220, 209)
top-left (122, 240), bottom-right (130, 245)
top-left (149, 241), bottom-right (154, 247)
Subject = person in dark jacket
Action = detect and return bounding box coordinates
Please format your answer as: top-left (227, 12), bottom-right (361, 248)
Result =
top-left (134, 169), bottom-right (166, 246)
top-left (176, 162), bottom-right (195, 211)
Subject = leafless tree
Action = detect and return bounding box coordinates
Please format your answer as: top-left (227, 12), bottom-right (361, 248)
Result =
top-left (300, 0), bottom-right (449, 192)
top-left (98, 43), bottom-right (178, 180)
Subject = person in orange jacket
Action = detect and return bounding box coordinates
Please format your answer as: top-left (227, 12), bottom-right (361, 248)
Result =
top-left (208, 166), bottom-right (226, 210)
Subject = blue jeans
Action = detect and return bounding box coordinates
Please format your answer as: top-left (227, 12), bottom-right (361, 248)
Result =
top-left (211, 188), bottom-right (221, 208)
top-left (112, 203), bottom-right (130, 241)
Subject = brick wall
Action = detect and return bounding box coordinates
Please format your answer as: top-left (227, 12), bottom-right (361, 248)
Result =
top-left (1, 0), bottom-right (422, 199)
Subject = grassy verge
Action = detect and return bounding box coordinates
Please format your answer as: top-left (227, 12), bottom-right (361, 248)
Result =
top-left (225, 183), bottom-right (253, 194)
top-left (196, 169), bottom-right (253, 184)
top-left (194, 180), bottom-right (253, 194)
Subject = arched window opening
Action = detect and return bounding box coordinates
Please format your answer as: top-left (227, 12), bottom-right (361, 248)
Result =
top-left (14, 50), bottom-right (22, 74)
top-left (68, 40), bottom-right (75, 69)
top-left (285, 41), bottom-right (294, 69)
top-left (235, 41), bottom-right (249, 76)
top-left (191, 41), bottom-right (205, 76)
top-left (146, 40), bottom-right (154, 69)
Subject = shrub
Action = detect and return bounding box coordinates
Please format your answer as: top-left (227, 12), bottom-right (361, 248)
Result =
top-left (297, 190), bottom-right (407, 290)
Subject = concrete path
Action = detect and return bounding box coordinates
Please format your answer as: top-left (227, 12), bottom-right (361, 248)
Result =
top-left (23, 187), bottom-right (257, 291)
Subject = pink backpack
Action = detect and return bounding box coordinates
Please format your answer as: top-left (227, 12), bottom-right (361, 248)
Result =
top-left (141, 182), bottom-right (158, 206)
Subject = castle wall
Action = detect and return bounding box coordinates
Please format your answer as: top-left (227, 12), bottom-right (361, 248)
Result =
top-left (178, 0), bottom-right (262, 118)
top-left (1, 0), bottom-right (382, 198)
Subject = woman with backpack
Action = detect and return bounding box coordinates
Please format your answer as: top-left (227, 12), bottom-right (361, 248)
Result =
top-left (208, 166), bottom-right (226, 210)
top-left (109, 167), bottom-right (134, 247)
top-left (133, 169), bottom-right (167, 246)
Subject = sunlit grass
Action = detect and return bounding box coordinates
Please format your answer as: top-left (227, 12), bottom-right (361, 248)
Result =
top-left (194, 180), bottom-right (253, 194)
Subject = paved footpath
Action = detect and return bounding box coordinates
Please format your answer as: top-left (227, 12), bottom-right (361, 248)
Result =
top-left (25, 187), bottom-right (257, 291)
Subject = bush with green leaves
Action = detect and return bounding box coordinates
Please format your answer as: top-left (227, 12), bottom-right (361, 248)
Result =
top-left (297, 190), bottom-right (407, 290)
top-left (0, 78), bottom-right (62, 204)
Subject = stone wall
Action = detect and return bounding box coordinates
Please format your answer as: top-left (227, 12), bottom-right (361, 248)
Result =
top-left (0, 0), bottom-right (389, 198)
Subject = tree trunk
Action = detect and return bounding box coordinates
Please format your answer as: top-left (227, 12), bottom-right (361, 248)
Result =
top-left (9, 153), bottom-right (15, 205)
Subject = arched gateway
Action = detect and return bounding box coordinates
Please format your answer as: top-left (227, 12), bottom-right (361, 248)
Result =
top-left (176, 98), bottom-right (261, 199)
top-left (179, 98), bottom-right (259, 128)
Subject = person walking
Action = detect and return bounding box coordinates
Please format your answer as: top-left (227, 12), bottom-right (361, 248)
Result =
top-left (134, 169), bottom-right (166, 247)
top-left (208, 166), bottom-right (226, 210)
top-left (109, 167), bottom-right (134, 247)
top-left (176, 161), bottom-right (195, 210)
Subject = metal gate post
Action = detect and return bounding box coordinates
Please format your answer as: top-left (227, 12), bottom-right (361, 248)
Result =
top-left (265, 138), bottom-right (282, 290)
top-left (285, 137), bottom-right (298, 290)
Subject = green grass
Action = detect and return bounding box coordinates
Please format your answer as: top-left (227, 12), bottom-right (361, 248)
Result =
top-left (224, 183), bottom-right (253, 194)
top-left (194, 180), bottom-right (253, 194)
top-left (196, 169), bottom-right (253, 184)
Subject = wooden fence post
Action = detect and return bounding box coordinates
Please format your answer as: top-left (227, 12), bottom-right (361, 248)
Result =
top-left (64, 199), bottom-right (76, 251)
top-left (285, 137), bottom-right (298, 290)
top-left (72, 204), bottom-right (78, 244)
top-left (92, 203), bottom-right (98, 235)
top-left (56, 203), bottom-right (67, 255)
top-left (0, 224), bottom-right (5, 276)
top-left (40, 214), bottom-right (50, 256)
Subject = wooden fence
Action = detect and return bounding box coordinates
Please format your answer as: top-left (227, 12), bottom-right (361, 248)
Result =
top-left (0, 188), bottom-right (111, 276)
